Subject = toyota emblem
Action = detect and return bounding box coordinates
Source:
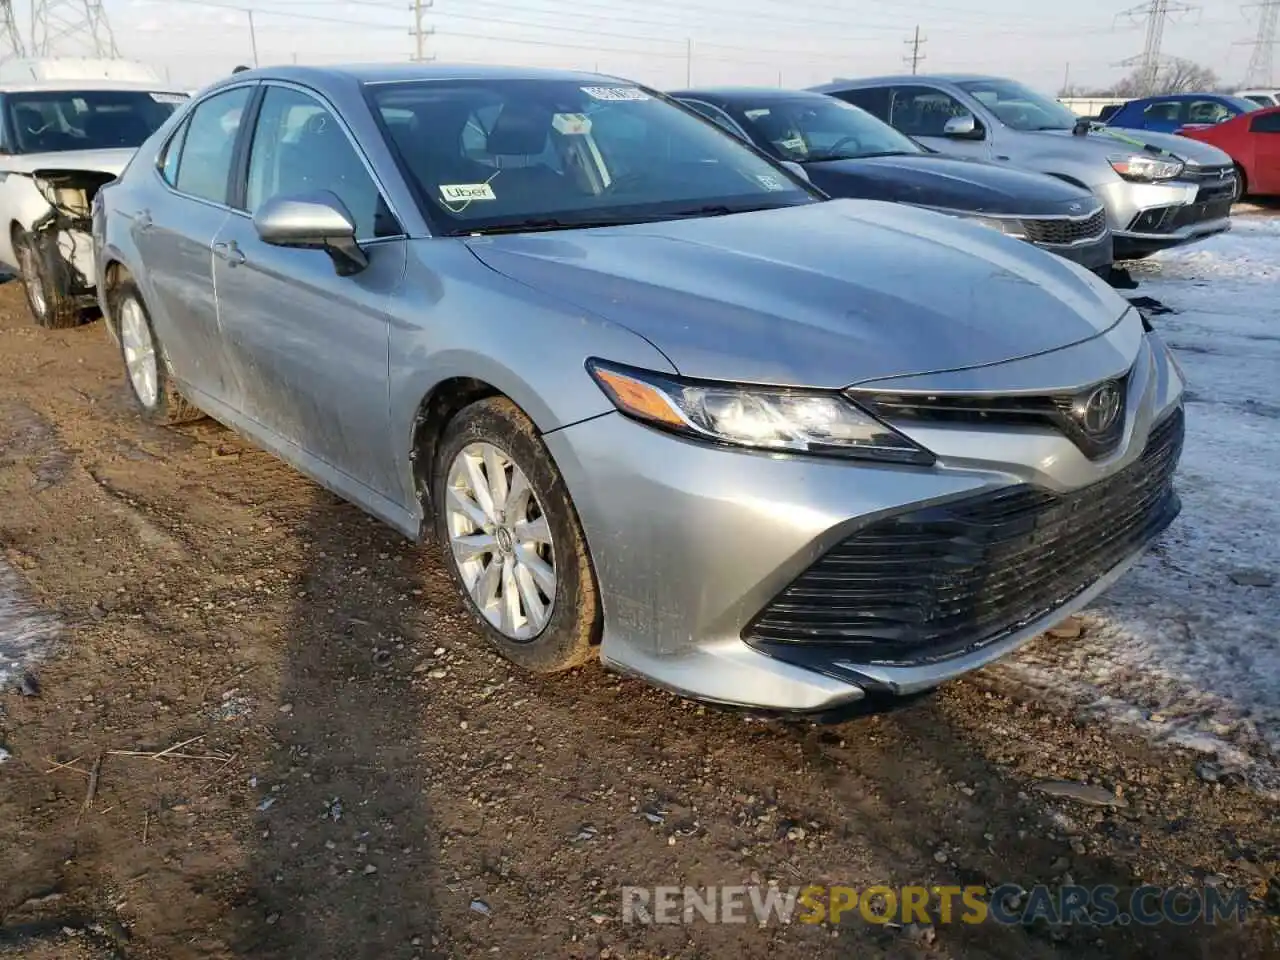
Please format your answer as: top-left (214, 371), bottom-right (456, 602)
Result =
top-left (1080, 382), bottom-right (1122, 436)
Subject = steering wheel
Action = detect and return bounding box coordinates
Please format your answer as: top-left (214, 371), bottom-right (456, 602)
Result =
top-left (822, 135), bottom-right (862, 156)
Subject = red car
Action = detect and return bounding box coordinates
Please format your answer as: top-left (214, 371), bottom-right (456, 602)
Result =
top-left (1177, 106), bottom-right (1280, 199)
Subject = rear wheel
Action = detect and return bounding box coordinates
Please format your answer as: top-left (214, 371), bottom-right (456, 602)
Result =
top-left (112, 280), bottom-right (204, 425)
top-left (15, 229), bottom-right (82, 329)
top-left (433, 397), bottom-right (600, 672)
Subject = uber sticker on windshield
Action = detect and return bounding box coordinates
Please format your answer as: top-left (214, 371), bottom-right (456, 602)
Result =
top-left (581, 86), bottom-right (650, 101)
top-left (756, 174), bottom-right (786, 191)
top-left (553, 113), bottom-right (592, 135)
top-left (440, 183), bottom-right (497, 203)
top-left (150, 92), bottom-right (189, 104)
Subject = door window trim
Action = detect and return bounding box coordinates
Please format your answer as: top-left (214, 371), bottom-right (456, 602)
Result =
top-left (236, 79), bottom-right (407, 244)
top-left (152, 81), bottom-right (260, 213)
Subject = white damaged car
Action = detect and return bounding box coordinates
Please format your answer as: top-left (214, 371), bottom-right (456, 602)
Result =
top-left (0, 67), bottom-right (187, 327)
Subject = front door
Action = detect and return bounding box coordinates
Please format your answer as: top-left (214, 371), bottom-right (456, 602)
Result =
top-left (211, 83), bottom-right (407, 500)
top-left (134, 84), bottom-right (253, 401)
top-left (888, 85), bottom-right (993, 160)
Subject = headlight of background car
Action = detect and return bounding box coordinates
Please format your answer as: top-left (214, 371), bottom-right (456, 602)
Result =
top-left (1108, 154), bottom-right (1185, 182)
top-left (964, 214), bottom-right (1028, 240)
top-left (587, 360), bottom-right (935, 464)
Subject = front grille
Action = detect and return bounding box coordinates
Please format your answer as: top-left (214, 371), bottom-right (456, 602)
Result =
top-left (744, 408), bottom-right (1184, 667)
top-left (1023, 208), bottom-right (1108, 246)
top-left (1182, 165), bottom-right (1237, 202)
top-left (858, 371), bottom-right (1129, 461)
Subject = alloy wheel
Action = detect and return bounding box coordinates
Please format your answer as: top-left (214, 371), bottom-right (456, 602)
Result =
top-left (19, 243), bottom-right (46, 317)
top-left (119, 298), bottom-right (159, 409)
top-left (445, 442), bottom-right (556, 640)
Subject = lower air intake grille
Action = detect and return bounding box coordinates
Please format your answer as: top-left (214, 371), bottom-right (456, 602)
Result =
top-left (744, 409), bottom-right (1184, 667)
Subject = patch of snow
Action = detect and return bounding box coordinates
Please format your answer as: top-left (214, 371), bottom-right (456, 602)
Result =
top-left (995, 212), bottom-right (1280, 794)
top-left (0, 560), bottom-right (58, 692)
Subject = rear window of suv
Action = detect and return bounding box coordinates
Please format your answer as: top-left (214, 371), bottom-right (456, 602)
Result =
top-left (5, 89), bottom-right (186, 154)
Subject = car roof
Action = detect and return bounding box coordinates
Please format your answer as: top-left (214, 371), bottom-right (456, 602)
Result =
top-left (810, 73), bottom-right (999, 90)
top-left (670, 87), bottom-right (832, 103)
top-left (1126, 93), bottom-right (1231, 104)
top-left (0, 79), bottom-right (184, 94)
top-left (207, 62), bottom-right (621, 89)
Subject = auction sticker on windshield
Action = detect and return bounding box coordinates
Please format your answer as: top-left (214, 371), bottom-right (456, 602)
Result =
top-left (581, 86), bottom-right (650, 101)
top-left (440, 183), bottom-right (497, 202)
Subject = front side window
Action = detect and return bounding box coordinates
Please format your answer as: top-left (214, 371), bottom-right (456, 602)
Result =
top-left (1187, 100), bottom-right (1234, 124)
top-left (5, 89), bottom-right (184, 154)
top-left (1143, 101), bottom-right (1183, 125)
top-left (174, 86), bottom-right (252, 205)
top-left (887, 86), bottom-right (977, 137)
top-left (369, 79), bottom-right (816, 235)
top-left (955, 78), bottom-right (1080, 132)
top-left (246, 85), bottom-right (397, 238)
top-left (724, 96), bottom-right (921, 162)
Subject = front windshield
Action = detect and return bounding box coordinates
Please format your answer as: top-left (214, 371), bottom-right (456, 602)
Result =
top-left (6, 90), bottom-right (186, 154)
top-left (727, 97), bottom-right (922, 162)
top-left (956, 78), bottom-right (1080, 132)
top-left (369, 79), bottom-right (817, 235)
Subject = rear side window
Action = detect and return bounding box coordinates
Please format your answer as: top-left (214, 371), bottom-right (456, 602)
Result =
top-left (1142, 101), bottom-right (1182, 125)
top-left (159, 119), bottom-right (189, 186)
top-left (174, 86), bottom-right (252, 205)
top-left (829, 87), bottom-right (890, 121)
top-left (1250, 111), bottom-right (1280, 133)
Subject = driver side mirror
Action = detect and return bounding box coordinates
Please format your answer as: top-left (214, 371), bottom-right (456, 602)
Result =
top-left (942, 114), bottom-right (983, 140)
top-left (253, 191), bottom-right (369, 276)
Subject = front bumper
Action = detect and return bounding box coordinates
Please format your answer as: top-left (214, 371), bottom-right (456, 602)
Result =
top-left (545, 329), bottom-right (1185, 712)
top-left (1097, 176), bottom-right (1234, 257)
top-left (1034, 231), bottom-right (1113, 273)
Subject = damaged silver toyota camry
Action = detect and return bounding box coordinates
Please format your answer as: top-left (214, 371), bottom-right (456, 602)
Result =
top-left (93, 65), bottom-right (1186, 712)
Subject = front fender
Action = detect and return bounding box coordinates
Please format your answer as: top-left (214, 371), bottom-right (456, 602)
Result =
top-left (386, 239), bottom-right (677, 511)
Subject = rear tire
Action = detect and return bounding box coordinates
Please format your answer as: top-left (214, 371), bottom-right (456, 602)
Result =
top-left (433, 397), bottom-right (600, 673)
top-left (111, 280), bottom-right (204, 425)
top-left (15, 229), bottom-right (82, 329)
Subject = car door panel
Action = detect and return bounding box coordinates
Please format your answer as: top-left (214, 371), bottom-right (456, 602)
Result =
top-left (133, 85), bottom-right (253, 401)
top-left (1249, 112), bottom-right (1280, 194)
top-left (212, 223), bottom-right (406, 498)
top-left (211, 83), bottom-right (405, 500)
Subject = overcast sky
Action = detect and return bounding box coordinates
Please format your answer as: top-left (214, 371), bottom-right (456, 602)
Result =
top-left (7, 0), bottom-right (1260, 93)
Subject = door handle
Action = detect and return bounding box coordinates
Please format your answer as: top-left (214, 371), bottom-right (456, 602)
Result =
top-left (213, 240), bottom-right (247, 267)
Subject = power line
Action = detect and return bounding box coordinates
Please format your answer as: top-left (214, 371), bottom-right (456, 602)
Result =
top-left (1118, 0), bottom-right (1196, 94)
top-left (0, 0), bottom-right (23, 62)
top-left (32, 0), bottom-right (119, 57)
top-left (904, 24), bottom-right (926, 73)
top-left (1242, 0), bottom-right (1279, 86)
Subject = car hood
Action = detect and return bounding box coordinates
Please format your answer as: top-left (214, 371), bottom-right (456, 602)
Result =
top-left (464, 199), bottom-right (1127, 388)
top-left (802, 154), bottom-right (1095, 216)
top-left (1031, 126), bottom-right (1234, 167)
top-left (1, 147), bottom-right (136, 177)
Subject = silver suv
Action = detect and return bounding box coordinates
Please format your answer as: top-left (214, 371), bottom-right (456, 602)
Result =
top-left (811, 74), bottom-right (1238, 260)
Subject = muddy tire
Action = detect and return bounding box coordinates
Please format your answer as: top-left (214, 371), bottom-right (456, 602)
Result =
top-left (111, 280), bottom-right (204, 425)
top-left (433, 397), bottom-right (601, 673)
top-left (15, 229), bottom-right (82, 329)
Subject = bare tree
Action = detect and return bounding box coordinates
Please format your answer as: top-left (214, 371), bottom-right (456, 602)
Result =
top-left (1089, 58), bottom-right (1222, 98)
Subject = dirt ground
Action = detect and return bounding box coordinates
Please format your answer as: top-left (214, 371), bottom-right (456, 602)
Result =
top-left (0, 279), bottom-right (1276, 960)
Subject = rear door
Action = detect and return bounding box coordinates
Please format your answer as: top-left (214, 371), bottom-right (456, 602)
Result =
top-left (210, 82), bottom-right (407, 499)
top-left (133, 84), bottom-right (254, 401)
top-left (1138, 99), bottom-right (1185, 133)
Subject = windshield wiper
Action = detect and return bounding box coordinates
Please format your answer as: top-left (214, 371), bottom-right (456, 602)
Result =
top-left (454, 216), bottom-right (642, 236)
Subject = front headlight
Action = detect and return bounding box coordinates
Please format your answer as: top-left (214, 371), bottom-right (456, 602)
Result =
top-left (586, 360), bottom-right (935, 464)
top-left (1108, 153), bottom-right (1184, 182)
top-left (966, 214), bottom-right (1028, 240)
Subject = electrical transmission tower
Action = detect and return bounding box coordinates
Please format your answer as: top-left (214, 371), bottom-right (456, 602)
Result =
top-left (1119, 0), bottom-right (1195, 95)
top-left (1242, 1), bottom-right (1279, 86)
top-left (903, 25), bottom-right (926, 74)
top-left (0, 0), bottom-right (25, 63)
top-left (32, 0), bottom-right (119, 58)
top-left (410, 0), bottom-right (435, 62)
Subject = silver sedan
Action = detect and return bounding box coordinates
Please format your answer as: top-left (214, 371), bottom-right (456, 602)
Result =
top-left (92, 64), bottom-right (1186, 712)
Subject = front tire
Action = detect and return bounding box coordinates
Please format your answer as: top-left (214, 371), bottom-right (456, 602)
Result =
top-left (1232, 165), bottom-right (1248, 204)
top-left (433, 397), bottom-right (600, 672)
top-left (111, 280), bottom-right (204, 425)
top-left (15, 229), bottom-right (82, 329)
